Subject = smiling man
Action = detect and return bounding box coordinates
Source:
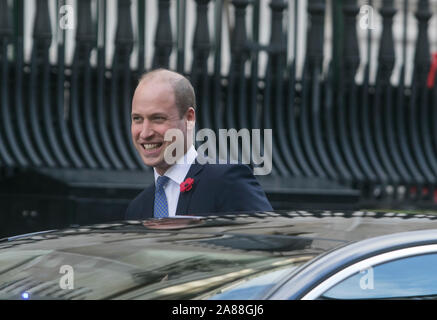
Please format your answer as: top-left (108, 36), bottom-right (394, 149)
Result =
top-left (125, 69), bottom-right (272, 219)
top-left (131, 69), bottom-right (196, 174)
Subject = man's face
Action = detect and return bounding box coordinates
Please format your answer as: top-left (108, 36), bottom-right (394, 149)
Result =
top-left (131, 80), bottom-right (194, 174)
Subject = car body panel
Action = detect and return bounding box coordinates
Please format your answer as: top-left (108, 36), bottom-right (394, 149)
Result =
top-left (304, 244), bottom-right (437, 299)
top-left (0, 211), bottom-right (436, 300)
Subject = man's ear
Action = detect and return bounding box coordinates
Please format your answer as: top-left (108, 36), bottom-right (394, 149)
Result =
top-left (185, 107), bottom-right (196, 130)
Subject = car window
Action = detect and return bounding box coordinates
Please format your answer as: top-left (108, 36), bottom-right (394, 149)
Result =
top-left (320, 253), bottom-right (437, 299)
top-left (208, 266), bottom-right (298, 300)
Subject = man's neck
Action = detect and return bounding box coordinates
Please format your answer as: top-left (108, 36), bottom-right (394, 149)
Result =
top-left (154, 145), bottom-right (197, 176)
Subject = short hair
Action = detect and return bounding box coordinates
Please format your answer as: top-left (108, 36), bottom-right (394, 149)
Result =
top-left (138, 69), bottom-right (196, 118)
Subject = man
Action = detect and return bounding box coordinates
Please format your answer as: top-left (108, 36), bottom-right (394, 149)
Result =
top-left (125, 68), bottom-right (272, 220)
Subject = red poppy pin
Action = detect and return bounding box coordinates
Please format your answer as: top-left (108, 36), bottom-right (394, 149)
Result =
top-left (180, 178), bottom-right (194, 193)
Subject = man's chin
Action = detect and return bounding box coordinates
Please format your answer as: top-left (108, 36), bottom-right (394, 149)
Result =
top-left (139, 144), bottom-right (183, 170)
top-left (143, 158), bottom-right (171, 171)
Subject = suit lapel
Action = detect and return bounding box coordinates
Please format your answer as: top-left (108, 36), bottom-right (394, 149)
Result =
top-left (175, 158), bottom-right (205, 215)
top-left (143, 184), bottom-right (155, 219)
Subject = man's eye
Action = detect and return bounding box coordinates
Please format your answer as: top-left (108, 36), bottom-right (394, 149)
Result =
top-left (132, 116), bottom-right (142, 122)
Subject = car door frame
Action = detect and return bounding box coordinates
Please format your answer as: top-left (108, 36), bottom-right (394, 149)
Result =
top-left (266, 229), bottom-right (437, 300)
top-left (301, 243), bottom-right (437, 299)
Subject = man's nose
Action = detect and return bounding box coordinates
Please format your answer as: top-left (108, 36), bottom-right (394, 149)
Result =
top-left (139, 122), bottom-right (154, 140)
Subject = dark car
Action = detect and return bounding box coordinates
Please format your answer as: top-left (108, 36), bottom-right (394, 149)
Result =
top-left (0, 210), bottom-right (436, 300)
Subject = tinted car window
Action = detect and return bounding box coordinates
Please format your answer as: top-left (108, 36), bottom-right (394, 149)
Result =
top-left (321, 253), bottom-right (437, 299)
top-left (209, 266), bottom-right (297, 300)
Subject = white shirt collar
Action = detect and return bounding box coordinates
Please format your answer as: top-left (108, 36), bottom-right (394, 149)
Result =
top-left (154, 145), bottom-right (198, 185)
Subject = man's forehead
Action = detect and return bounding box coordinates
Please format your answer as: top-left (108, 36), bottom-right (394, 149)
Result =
top-left (132, 81), bottom-right (177, 112)
top-left (134, 78), bottom-right (175, 102)
top-left (137, 77), bottom-right (173, 91)
top-left (140, 69), bottom-right (184, 84)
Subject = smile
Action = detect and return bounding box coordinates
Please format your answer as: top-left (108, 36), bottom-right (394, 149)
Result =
top-left (142, 143), bottom-right (163, 150)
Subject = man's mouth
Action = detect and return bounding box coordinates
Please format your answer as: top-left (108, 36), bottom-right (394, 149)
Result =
top-left (142, 143), bottom-right (163, 151)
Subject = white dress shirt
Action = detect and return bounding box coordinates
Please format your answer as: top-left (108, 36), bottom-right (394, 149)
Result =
top-left (154, 145), bottom-right (198, 217)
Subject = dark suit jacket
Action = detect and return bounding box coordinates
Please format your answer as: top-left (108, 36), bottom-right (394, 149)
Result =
top-left (125, 159), bottom-right (273, 220)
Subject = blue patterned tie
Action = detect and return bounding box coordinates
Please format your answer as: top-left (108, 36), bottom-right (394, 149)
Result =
top-left (154, 176), bottom-right (170, 218)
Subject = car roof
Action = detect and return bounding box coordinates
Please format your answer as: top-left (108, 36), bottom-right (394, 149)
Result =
top-left (2, 210), bottom-right (437, 253)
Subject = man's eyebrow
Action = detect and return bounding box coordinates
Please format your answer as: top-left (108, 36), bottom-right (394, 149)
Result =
top-left (131, 112), bottom-right (168, 119)
top-left (149, 113), bottom-right (167, 118)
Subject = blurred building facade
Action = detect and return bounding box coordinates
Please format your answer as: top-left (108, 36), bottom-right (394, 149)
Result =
top-left (1, 0), bottom-right (437, 237)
